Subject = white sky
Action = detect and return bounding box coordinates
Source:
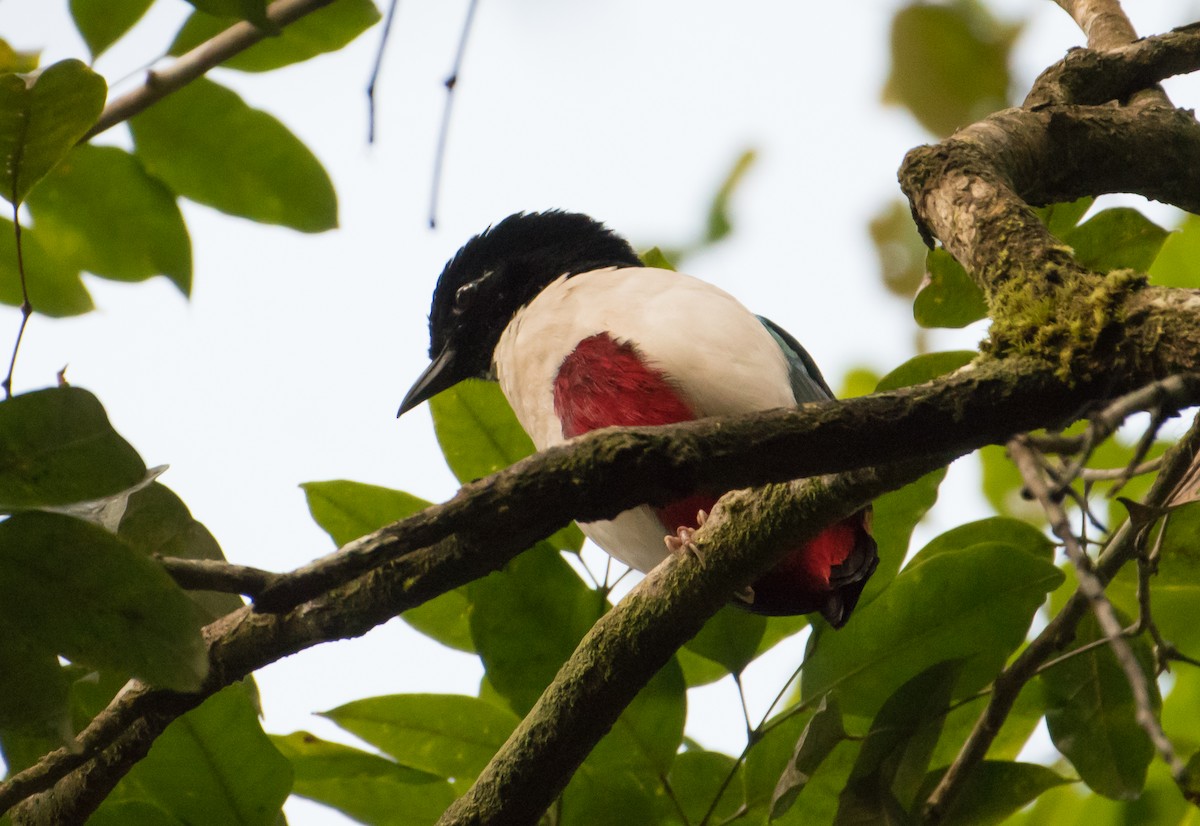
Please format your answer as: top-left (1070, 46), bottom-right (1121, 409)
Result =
top-left (2, 1), bottom-right (1199, 823)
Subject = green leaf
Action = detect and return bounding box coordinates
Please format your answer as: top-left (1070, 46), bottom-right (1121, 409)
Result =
top-left (101, 682), bottom-right (291, 825)
top-left (857, 467), bottom-right (946, 607)
top-left (1063, 207), bottom-right (1169, 273)
top-left (979, 443), bottom-right (1046, 526)
top-left (0, 59), bottom-right (106, 206)
top-left (0, 217), bottom-right (93, 315)
top-left (0, 39), bottom-right (39, 74)
top-left (431, 378), bottom-right (536, 482)
top-left (273, 731), bottom-right (454, 825)
top-left (320, 693), bottom-right (519, 791)
top-left (27, 144), bottom-right (191, 294)
top-left (468, 544), bottom-right (602, 715)
top-left (0, 512), bottom-right (207, 690)
top-left (1149, 213), bottom-right (1200, 288)
top-left (119, 482), bottom-right (244, 621)
top-left (130, 78), bottom-right (336, 232)
top-left (87, 800), bottom-right (183, 825)
top-left (430, 379), bottom-right (584, 552)
top-left (1183, 749), bottom-right (1200, 804)
top-left (589, 657), bottom-right (686, 776)
top-left (0, 621), bottom-right (71, 738)
top-left (771, 695), bottom-right (848, 819)
top-left (883, 0), bottom-right (1019, 136)
top-left (802, 543), bottom-right (1063, 718)
top-left (705, 148), bottom-right (756, 244)
top-left (681, 605), bottom-right (766, 681)
top-left (908, 516), bottom-right (1054, 566)
top-left (185, 0), bottom-right (269, 24)
top-left (170, 0), bottom-right (381, 72)
top-left (1040, 611), bottom-right (1158, 800)
top-left (838, 660), bottom-right (962, 820)
top-left (876, 350), bottom-right (975, 392)
top-left (744, 708), bottom-right (813, 819)
top-left (1033, 196), bottom-right (1094, 238)
top-left (1104, 501), bottom-right (1200, 656)
top-left (0, 387), bottom-right (145, 508)
top-left (839, 366), bottom-right (881, 400)
top-left (560, 662), bottom-right (686, 825)
top-left (303, 479), bottom-right (430, 547)
top-left (639, 246), bottom-right (676, 271)
top-left (870, 200), bottom-right (929, 299)
top-left (916, 761), bottom-right (1072, 826)
top-left (668, 750), bottom-right (744, 825)
top-left (928, 682), bottom-right (1045, 768)
top-left (302, 479), bottom-right (476, 651)
top-left (69, 0), bottom-right (155, 58)
top-left (914, 249), bottom-right (988, 329)
top-left (561, 757), bottom-right (673, 826)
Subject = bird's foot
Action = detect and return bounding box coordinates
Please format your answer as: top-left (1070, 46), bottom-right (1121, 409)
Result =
top-left (663, 510), bottom-right (712, 564)
top-left (664, 526), bottom-right (702, 564)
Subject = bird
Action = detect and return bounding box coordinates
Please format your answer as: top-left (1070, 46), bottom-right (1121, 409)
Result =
top-left (398, 210), bottom-right (877, 627)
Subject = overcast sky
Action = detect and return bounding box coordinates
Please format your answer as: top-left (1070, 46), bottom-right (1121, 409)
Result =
top-left (3, 1), bottom-right (1199, 822)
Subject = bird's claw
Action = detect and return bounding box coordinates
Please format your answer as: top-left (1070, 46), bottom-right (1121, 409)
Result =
top-left (663, 509), bottom-right (712, 565)
top-left (664, 526), bottom-right (703, 564)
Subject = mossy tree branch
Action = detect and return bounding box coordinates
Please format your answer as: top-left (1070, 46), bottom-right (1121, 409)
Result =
top-left (12, 12), bottom-right (1200, 826)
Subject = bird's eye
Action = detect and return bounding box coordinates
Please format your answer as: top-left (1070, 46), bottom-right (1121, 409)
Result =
top-left (452, 271), bottom-right (491, 315)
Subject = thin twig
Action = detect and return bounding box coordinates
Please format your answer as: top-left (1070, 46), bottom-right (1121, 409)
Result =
top-left (924, 407), bottom-right (1200, 822)
top-left (83, 0), bottom-right (338, 142)
top-left (1009, 436), bottom-right (1184, 779)
top-left (1054, 375), bottom-right (1193, 497)
top-left (1110, 409), bottom-right (1169, 498)
top-left (155, 556), bottom-right (279, 598)
top-left (1131, 511), bottom-right (1167, 637)
top-left (1082, 458), bottom-right (1163, 482)
top-left (428, 0), bottom-right (480, 229)
top-left (366, 0), bottom-right (400, 143)
top-left (698, 660), bottom-right (809, 826)
top-left (3, 200), bottom-right (32, 399)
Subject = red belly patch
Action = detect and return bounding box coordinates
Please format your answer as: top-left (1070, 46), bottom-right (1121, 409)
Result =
top-left (552, 331), bottom-right (874, 624)
top-left (553, 332), bottom-right (696, 437)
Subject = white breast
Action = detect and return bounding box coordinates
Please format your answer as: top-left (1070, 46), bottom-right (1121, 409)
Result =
top-left (493, 266), bottom-right (798, 572)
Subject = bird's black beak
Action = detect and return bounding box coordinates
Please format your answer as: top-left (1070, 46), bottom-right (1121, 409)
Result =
top-left (398, 347), bottom-right (462, 417)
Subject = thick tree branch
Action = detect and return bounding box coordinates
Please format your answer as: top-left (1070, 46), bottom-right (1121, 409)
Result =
top-left (10, 7), bottom-right (1200, 822)
top-left (1054, 0), bottom-right (1142, 51)
top-left (83, 0), bottom-right (337, 141)
top-left (13, 368), bottom-right (1200, 821)
top-left (257, 364), bottom-right (1198, 612)
top-left (434, 456), bottom-right (954, 826)
top-left (1026, 27), bottom-right (1200, 107)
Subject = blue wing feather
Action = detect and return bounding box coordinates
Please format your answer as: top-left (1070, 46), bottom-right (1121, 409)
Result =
top-left (756, 315), bottom-right (833, 403)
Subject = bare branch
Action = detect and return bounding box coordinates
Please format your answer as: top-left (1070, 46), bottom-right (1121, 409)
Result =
top-left (1053, 0), bottom-right (1142, 52)
top-left (256, 367), bottom-right (1200, 613)
top-left (1010, 436), bottom-right (1182, 778)
top-left (923, 411), bottom-right (1200, 822)
top-left (84, 0), bottom-right (338, 142)
top-left (1026, 26), bottom-right (1200, 107)
top-left (16, 366), bottom-right (1200, 820)
top-left (428, 0), bottom-right (480, 228)
top-left (155, 556), bottom-right (278, 597)
top-left (1054, 373), bottom-right (1191, 495)
top-left (435, 456), bottom-right (952, 826)
top-left (366, 0), bottom-right (401, 143)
